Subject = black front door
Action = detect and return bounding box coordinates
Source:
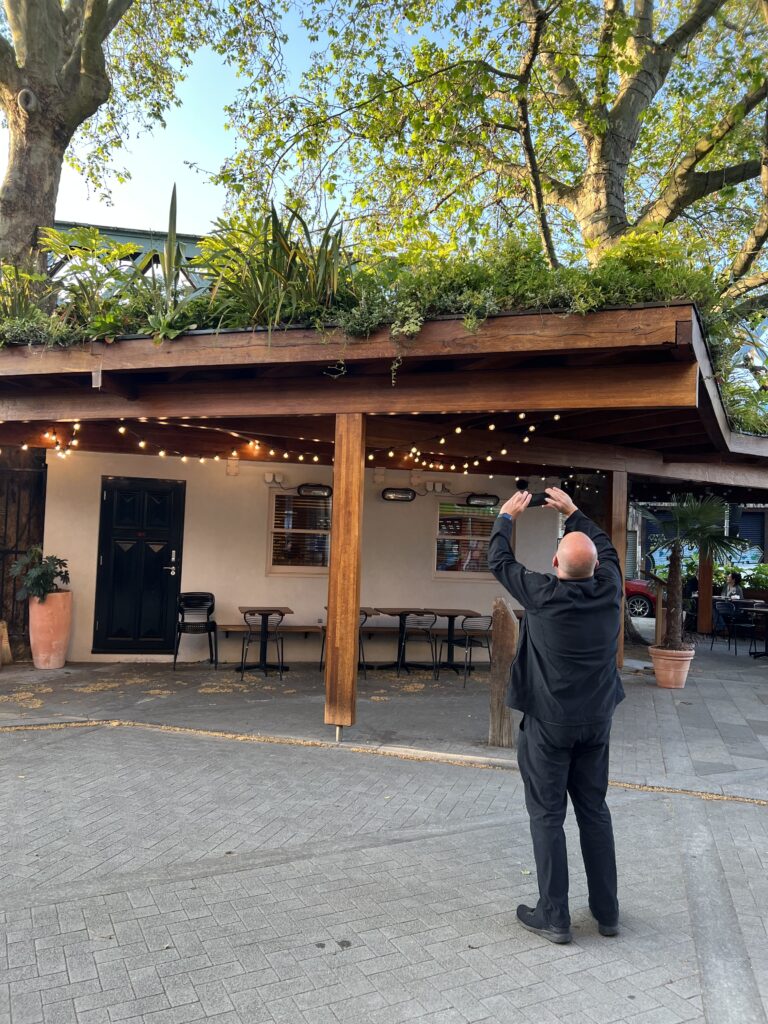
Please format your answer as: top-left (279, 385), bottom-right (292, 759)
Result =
top-left (93, 477), bottom-right (185, 654)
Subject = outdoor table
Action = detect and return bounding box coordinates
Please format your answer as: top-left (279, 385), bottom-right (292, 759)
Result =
top-left (425, 607), bottom-right (482, 674)
top-left (745, 605), bottom-right (768, 658)
top-left (237, 605), bottom-right (294, 674)
top-left (373, 607), bottom-right (427, 671)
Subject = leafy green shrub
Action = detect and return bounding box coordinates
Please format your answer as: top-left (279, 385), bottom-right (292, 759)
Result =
top-left (10, 547), bottom-right (70, 602)
top-left (0, 307), bottom-right (79, 348)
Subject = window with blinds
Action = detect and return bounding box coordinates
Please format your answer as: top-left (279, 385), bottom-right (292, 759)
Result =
top-left (269, 492), bottom-right (331, 572)
top-left (436, 502), bottom-right (498, 574)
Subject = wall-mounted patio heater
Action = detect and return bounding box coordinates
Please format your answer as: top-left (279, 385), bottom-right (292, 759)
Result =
top-left (381, 487), bottom-right (417, 502)
top-left (298, 483), bottom-right (333, 498)
top-left (465, 493), bottom-right (500, 508)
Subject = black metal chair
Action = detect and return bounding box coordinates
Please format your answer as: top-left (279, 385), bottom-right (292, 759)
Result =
top-left (319, 610), bottom-right (370, 677)
top-left (173, 592), bottom-right (217, 669)
top-left (241, 611), bottom-right (285, 679)
top-left (397, 613), bottom-right (437, 675)
top-left (710, 600), bottom-right (755, 655)
top-left (436, 614), bottom-right (493, 686)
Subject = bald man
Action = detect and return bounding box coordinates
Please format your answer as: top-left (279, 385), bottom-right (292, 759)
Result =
top-left (488, 487), bottom-right (624, 944)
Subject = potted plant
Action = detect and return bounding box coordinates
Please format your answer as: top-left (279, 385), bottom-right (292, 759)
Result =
top-left (644, 495), bottom-right (746, 688)
top-left (11, 547), bottom-right (72, 669)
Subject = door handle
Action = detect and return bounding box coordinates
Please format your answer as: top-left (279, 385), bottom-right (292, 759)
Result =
top-left (163, 565), bottom-right (177, 576)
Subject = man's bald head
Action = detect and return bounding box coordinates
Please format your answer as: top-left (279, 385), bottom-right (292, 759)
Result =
top-left (553, 531), bottom-right (599, 580)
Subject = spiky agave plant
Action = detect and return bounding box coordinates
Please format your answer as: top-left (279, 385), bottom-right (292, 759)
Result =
top-left (644, 495), bottom-right (747, 650)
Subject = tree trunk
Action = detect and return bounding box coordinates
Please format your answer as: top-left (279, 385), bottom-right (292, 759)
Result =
top-left (663, 539), bottom-right (684, 648)
top-left (573, 133), bottom-right (633, 258)
top-left (623, 601), bottom-right (646, 645)
top-left (0, 107), bottom-right (69, 267)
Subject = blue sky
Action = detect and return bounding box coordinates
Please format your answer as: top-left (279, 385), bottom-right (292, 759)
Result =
top-left (0, 48), bottom-right (240, 236)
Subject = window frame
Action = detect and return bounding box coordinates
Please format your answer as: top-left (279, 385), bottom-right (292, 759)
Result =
top-left (434, 498), bottom-right (501, 580)
top-left (267, 489), bottom-right (332, 577)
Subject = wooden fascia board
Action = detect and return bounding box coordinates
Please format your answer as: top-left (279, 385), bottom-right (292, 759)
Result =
top-left (0, 304), bottom-right (692, 377)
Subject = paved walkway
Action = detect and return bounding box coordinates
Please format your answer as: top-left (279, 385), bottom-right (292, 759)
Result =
top-left (0, 644), bottom-right (766, 1024)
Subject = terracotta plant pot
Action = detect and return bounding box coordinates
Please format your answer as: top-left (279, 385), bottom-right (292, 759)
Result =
top-left (649, 645), bottom-right (694, 689)
top-left (28, 591), bottom-right (72, 669)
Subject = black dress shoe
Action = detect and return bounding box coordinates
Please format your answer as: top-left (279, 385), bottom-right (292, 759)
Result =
top-left (590, 908), bottom-right (619, 936)
top-left (516, 904), bottom-right (572, 944)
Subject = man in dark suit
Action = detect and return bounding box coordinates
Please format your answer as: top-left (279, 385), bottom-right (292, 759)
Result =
top-left (488, 486), bottom-right (624, 944)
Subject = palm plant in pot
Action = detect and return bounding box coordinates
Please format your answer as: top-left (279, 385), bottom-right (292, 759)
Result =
top-left (644, 495), bottom-right (746, 688)
top-left (11, 547), bottom-right (72, 669)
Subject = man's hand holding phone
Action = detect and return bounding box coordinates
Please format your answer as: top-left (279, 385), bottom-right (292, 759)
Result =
top-left (499, 487), bottom-right (578, 519)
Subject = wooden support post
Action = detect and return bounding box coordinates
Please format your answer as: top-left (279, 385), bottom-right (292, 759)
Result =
top-left (324, 413), bottom-right (366, 730)
top-left (697, 553), bottom-right (713, 635)
top-left (609, 471), bottom-right (628, 668)
top-left (488, 597), bottom-right (519, 748)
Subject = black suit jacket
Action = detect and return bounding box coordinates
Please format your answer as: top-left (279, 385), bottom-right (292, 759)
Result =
top-left (488, 509), bottom-right (625, 725)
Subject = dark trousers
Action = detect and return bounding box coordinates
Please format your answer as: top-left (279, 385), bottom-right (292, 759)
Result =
top-left (517, 714), bottom-right (618, 930)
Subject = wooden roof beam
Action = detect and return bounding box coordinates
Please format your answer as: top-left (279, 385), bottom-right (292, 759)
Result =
top-left (0, 363), bottom-right (699, 422)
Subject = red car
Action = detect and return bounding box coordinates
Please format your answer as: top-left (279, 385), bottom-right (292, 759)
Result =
top-left (624, 579), bottom-right (657, 617)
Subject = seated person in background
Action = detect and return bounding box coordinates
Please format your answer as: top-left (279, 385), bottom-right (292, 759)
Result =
top-left (722, 571), bottom-right (744, 600)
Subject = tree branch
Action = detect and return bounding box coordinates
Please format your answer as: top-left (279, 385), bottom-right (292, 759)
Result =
top-left (0, 32), bottom-right (19, 90)
top-left (729, 102), bottom-right (768, 282)
top-left (637, 79), bottom-right (768, 227)
top-left (732, 292), bottom-right (768, 317)
top-left (517, 6), bottom-right (560, 266)
top-left (519, 0), bottom-right (594, 139)
top-left (722, 269), bottom-right (768, 301)
top-left (661, 0), bottom-right (729, 54)
top-left (99, 0), bottom-right (134, 42)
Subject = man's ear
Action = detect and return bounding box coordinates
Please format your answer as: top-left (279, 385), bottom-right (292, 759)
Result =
top-left (552, 554), bottom-right (559, 569)
top-left (595, 559), bottom-right (600, 570)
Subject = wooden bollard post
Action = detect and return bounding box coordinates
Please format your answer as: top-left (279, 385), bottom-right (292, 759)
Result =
top-left (489, 596), bottom-right (520, 748)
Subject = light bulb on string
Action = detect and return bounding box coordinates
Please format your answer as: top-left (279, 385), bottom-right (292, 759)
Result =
top-left (231, 449), bottom-right (237, 457)
top-left (269, 449), bottom-right (275, 456)
top-left (73, 422), bottom-right (80, 431)
top-left (118, 425), bottom-right (126, 434)
top-left (283, 452), bottom-right (289, 459)
top-left (473, 459), bottom-right (480, 467)
top-left (313, 455), bottom-right (319, 463)
top-left (450, 464), bottom-right (456, 471)
top-left (523, 436), bottom-right (530, 444)
top-left (138, 440), bottom-right (147, 449)
top-left (485, 454), bottom-right (492, 462)
top-left (454, 427), bottom-right (462, 434)
top-left (214, 455), bottom-right (220, 462)
top-left (388, 450), bottom-right (394, 458)
top-left (181, 455), bottom-right (188, 462)
top-left (159, 450), bottom-right (167, 458)
top-left (488, 423), bottom-right (495, 431)
top-left (500, 447), bottom-right (508, 455)
top-left (367, 454), bottom-right (374, 461)
top-left (439, 437), bottom-right (446, 444)
top-left (553, 414), bottom-right (561, 421)
top-left (518, 412), bottom-right (526, 420)
top-left (21, 443), bottom-right (28, 451)
top-left (528, 425), bottom-right (536, 432)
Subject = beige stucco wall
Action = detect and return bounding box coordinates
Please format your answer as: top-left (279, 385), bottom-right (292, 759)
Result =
top-left (43, 450), bottom-right (560, 663)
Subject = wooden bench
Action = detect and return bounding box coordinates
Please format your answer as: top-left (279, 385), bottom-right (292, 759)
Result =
top-left (218, 623), bottom-right (323, 638)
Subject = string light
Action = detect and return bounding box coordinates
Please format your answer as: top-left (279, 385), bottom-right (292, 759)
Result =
top-left (313, 455), bottom-right (319, 463)
top-left (523, 436), bottom-right (530, 444)
top-left (181, 455), bottom-right (188, 462)
top-left (528, 425), bottom-right (536, 432)
top-left (159, 450), bottom-right (167, 458)
top-left (214, 455), bottom-right (220, 461)
top-left (21, 443), bottom-right (28, 451)
top-left (450, 464), bottom-right (456, 471)
top-left (298, 454), bottom-right (305, 461)
top-left (500, 447), bottom-right (508, 455)
top-left (73, 422), bottom-right (80, 431)
top-left (367, 454), bottom-right (374, 461)
top-left (473, 459), bottom-right (480, 466)
top-left (231, 449), bottom-right (238, 457)
top-left (118, 425), bottom-right (126, 434)
top-left (518, 412), bottom-right (526, 420)
top-left (138, 440), bottom-right (147, 448)
top-left (439, 437), bottom-right (446, 444)
top-left (269, 449), bottom-right (276, 456)
top-left (283, 452), bottom-right (289, 459)
top-left (485, 454), bottom-right (492, 462)
top-left (553, 414), bottom-right (561, 421)
top-left (488, 423), bottom-right (495, 431)
top-left (388, 450), bottom-right (394, 458)
top-left (454, 426), bottom-right (462, 434)
top-left (199, 457), bottom-right (206, 464)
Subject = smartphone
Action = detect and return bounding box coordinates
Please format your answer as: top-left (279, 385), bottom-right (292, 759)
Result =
top-left (527, 492), bottom-right (550, 508)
